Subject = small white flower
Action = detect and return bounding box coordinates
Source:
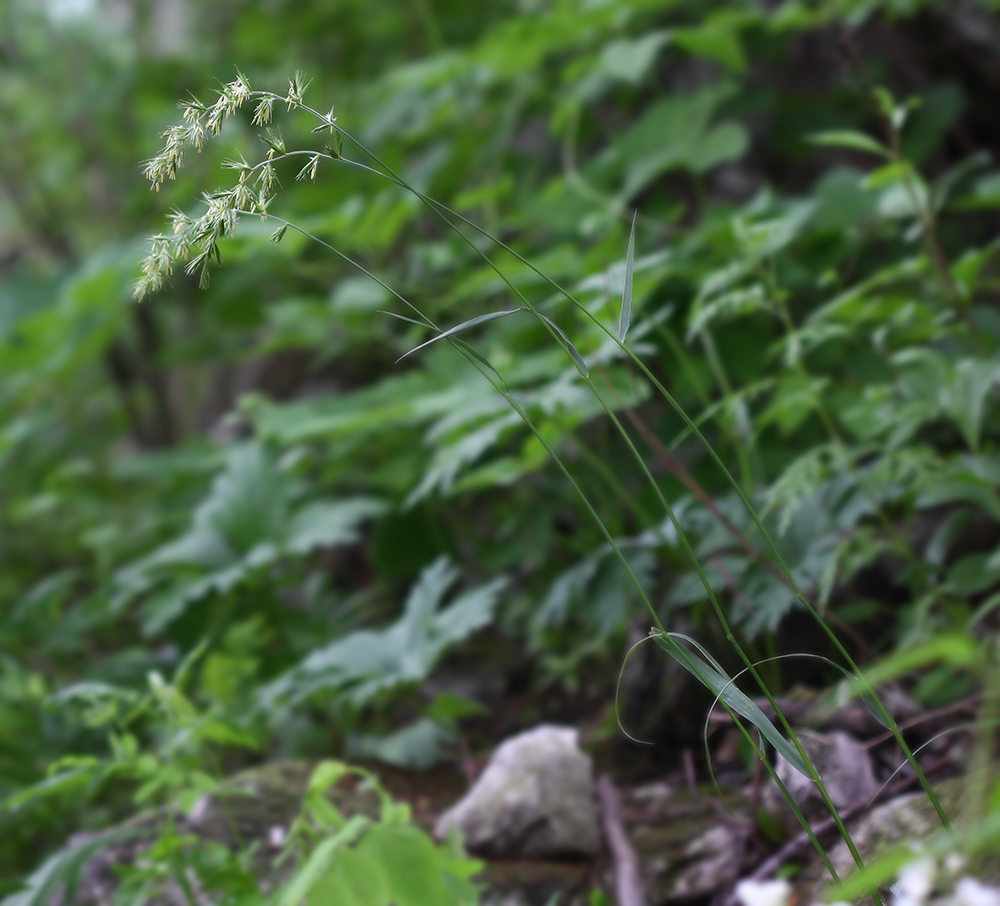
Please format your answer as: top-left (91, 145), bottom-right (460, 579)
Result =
top-left (953, 877), bottom-right (1000, 906)
top-left (893, 857), bottom-right (936, 906)
top-left (736, 878), bottom-right (791, 906)
top-left (945, 854), bottom-right (968, 877)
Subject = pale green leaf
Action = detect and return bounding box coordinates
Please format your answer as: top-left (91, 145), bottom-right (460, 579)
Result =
top-left (359, 825), bottom-right (450, 906)
top-left (278, 815), bottom-right (369, 906)
top-left (808, 130), bottom-right (890, 158)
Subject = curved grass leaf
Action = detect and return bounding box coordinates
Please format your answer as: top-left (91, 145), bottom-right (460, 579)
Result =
top-left (396, 309), bottom-right (524, 362)
top-left (652, 630), bottom-right (811, 777)
top-left (378, 309), bottom-right (438, 329)
top-left (618, 212), bottom-right (637, 343)
top-left (808, 130), bottom-right (890, 158)
top-left (536, 312), bottom-right (588, 377)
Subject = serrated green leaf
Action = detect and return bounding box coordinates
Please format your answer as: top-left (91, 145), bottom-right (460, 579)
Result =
top-left (258, 558), bottom-right (507, 710)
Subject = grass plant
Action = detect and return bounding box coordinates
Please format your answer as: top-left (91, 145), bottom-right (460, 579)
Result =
top-left (129, 69), bottom-right (999, 898)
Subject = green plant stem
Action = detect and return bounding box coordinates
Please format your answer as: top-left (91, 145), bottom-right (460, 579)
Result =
top-left (697, 328), bottom-right (757, 492)
top-left (565, 426), bottom-right (661, 536)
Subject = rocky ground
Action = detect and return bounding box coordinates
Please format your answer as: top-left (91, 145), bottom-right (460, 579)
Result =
top-left (48, 682), bottom-right (1000, 906)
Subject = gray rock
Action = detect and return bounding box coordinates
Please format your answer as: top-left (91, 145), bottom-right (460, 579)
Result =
top-left (762, 731), bottom-right (877, 831)
top-left (435, 724), bottom-right (601, 858)
top-left (666, 824), bottom-right (741, 901)
top-left (794, 776), bottom-right (978, 903)
top-left (825, 790), bottom-right (942, 879)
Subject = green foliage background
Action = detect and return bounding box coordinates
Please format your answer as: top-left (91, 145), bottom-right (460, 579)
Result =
top-left (3, 0), bottom-right (1000, 893)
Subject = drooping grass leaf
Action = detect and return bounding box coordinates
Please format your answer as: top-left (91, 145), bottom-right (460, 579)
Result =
top-left (537, 312), bottom-right (588, 377)
top-left (808, 130), bottom-right (890, 158)
top-left (396, 309), bottom-right (524, 362)
top-left (652, 630), bottom-right (811, 777)
top-left (618, 212), bottom-right (637, 343)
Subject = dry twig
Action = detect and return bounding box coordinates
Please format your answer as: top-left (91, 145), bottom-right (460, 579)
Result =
top-left (598, 774), bottom-right (647, 906)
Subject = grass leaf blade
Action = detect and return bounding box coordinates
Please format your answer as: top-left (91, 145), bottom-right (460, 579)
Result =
top-left (396, 309), bottom-right (524, 362)
top-left (618, 212), bottom-right (637, 343)
top-left (653, 631), bottom-right (811, 776)
top-left (536, 313), bottom-right (589, 377)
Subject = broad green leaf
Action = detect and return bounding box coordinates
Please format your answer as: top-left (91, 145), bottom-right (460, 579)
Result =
top-left (278, 815), bottom-right (369, 906)
top-left (308, 760), bottom-right (352, 796)
top-left (598, 31), bottom-right (671, 84)
top-left (943, 553), bottom-right (1000, 596)
top-left (258, 559), bottom-right (507, 709)
top-left (758, 373), bottom-right (828, 437)
top-left (929, 151), bottom-right (989, 213)
top-left (613, 85), bottom-right (748, 197)
top-left (941, 358), bottom-right (1000, 451)
top-left (359, 825), bottom-right (449, 906)
top-left (687, 284), bottom-right (771, 339)
top-left (305, 871), bottom-right (355, 906)
top-left (112, 444), bottom-right (383, 631)
top-left (954, 171), bottom-right (1000, 209)
top-left (197, 444), bottom-right (290, 554)
top-left (348, 717), bottom-right (453, 769)
top-left (917, 470), bottom-right (1000, 524)
top-left (674, 23), bottom-right (746, 74)
top-left (312, 846), bottom-right (390, 906)
top-left (198, 717), bottom-right (259, 749)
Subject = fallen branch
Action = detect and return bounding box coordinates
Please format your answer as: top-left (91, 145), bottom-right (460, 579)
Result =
top-left (598, 774), bottom-right (647, 906)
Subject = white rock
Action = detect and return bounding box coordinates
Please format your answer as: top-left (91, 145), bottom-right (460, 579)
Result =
top-left (435, 724), bottom-right (600, 857)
